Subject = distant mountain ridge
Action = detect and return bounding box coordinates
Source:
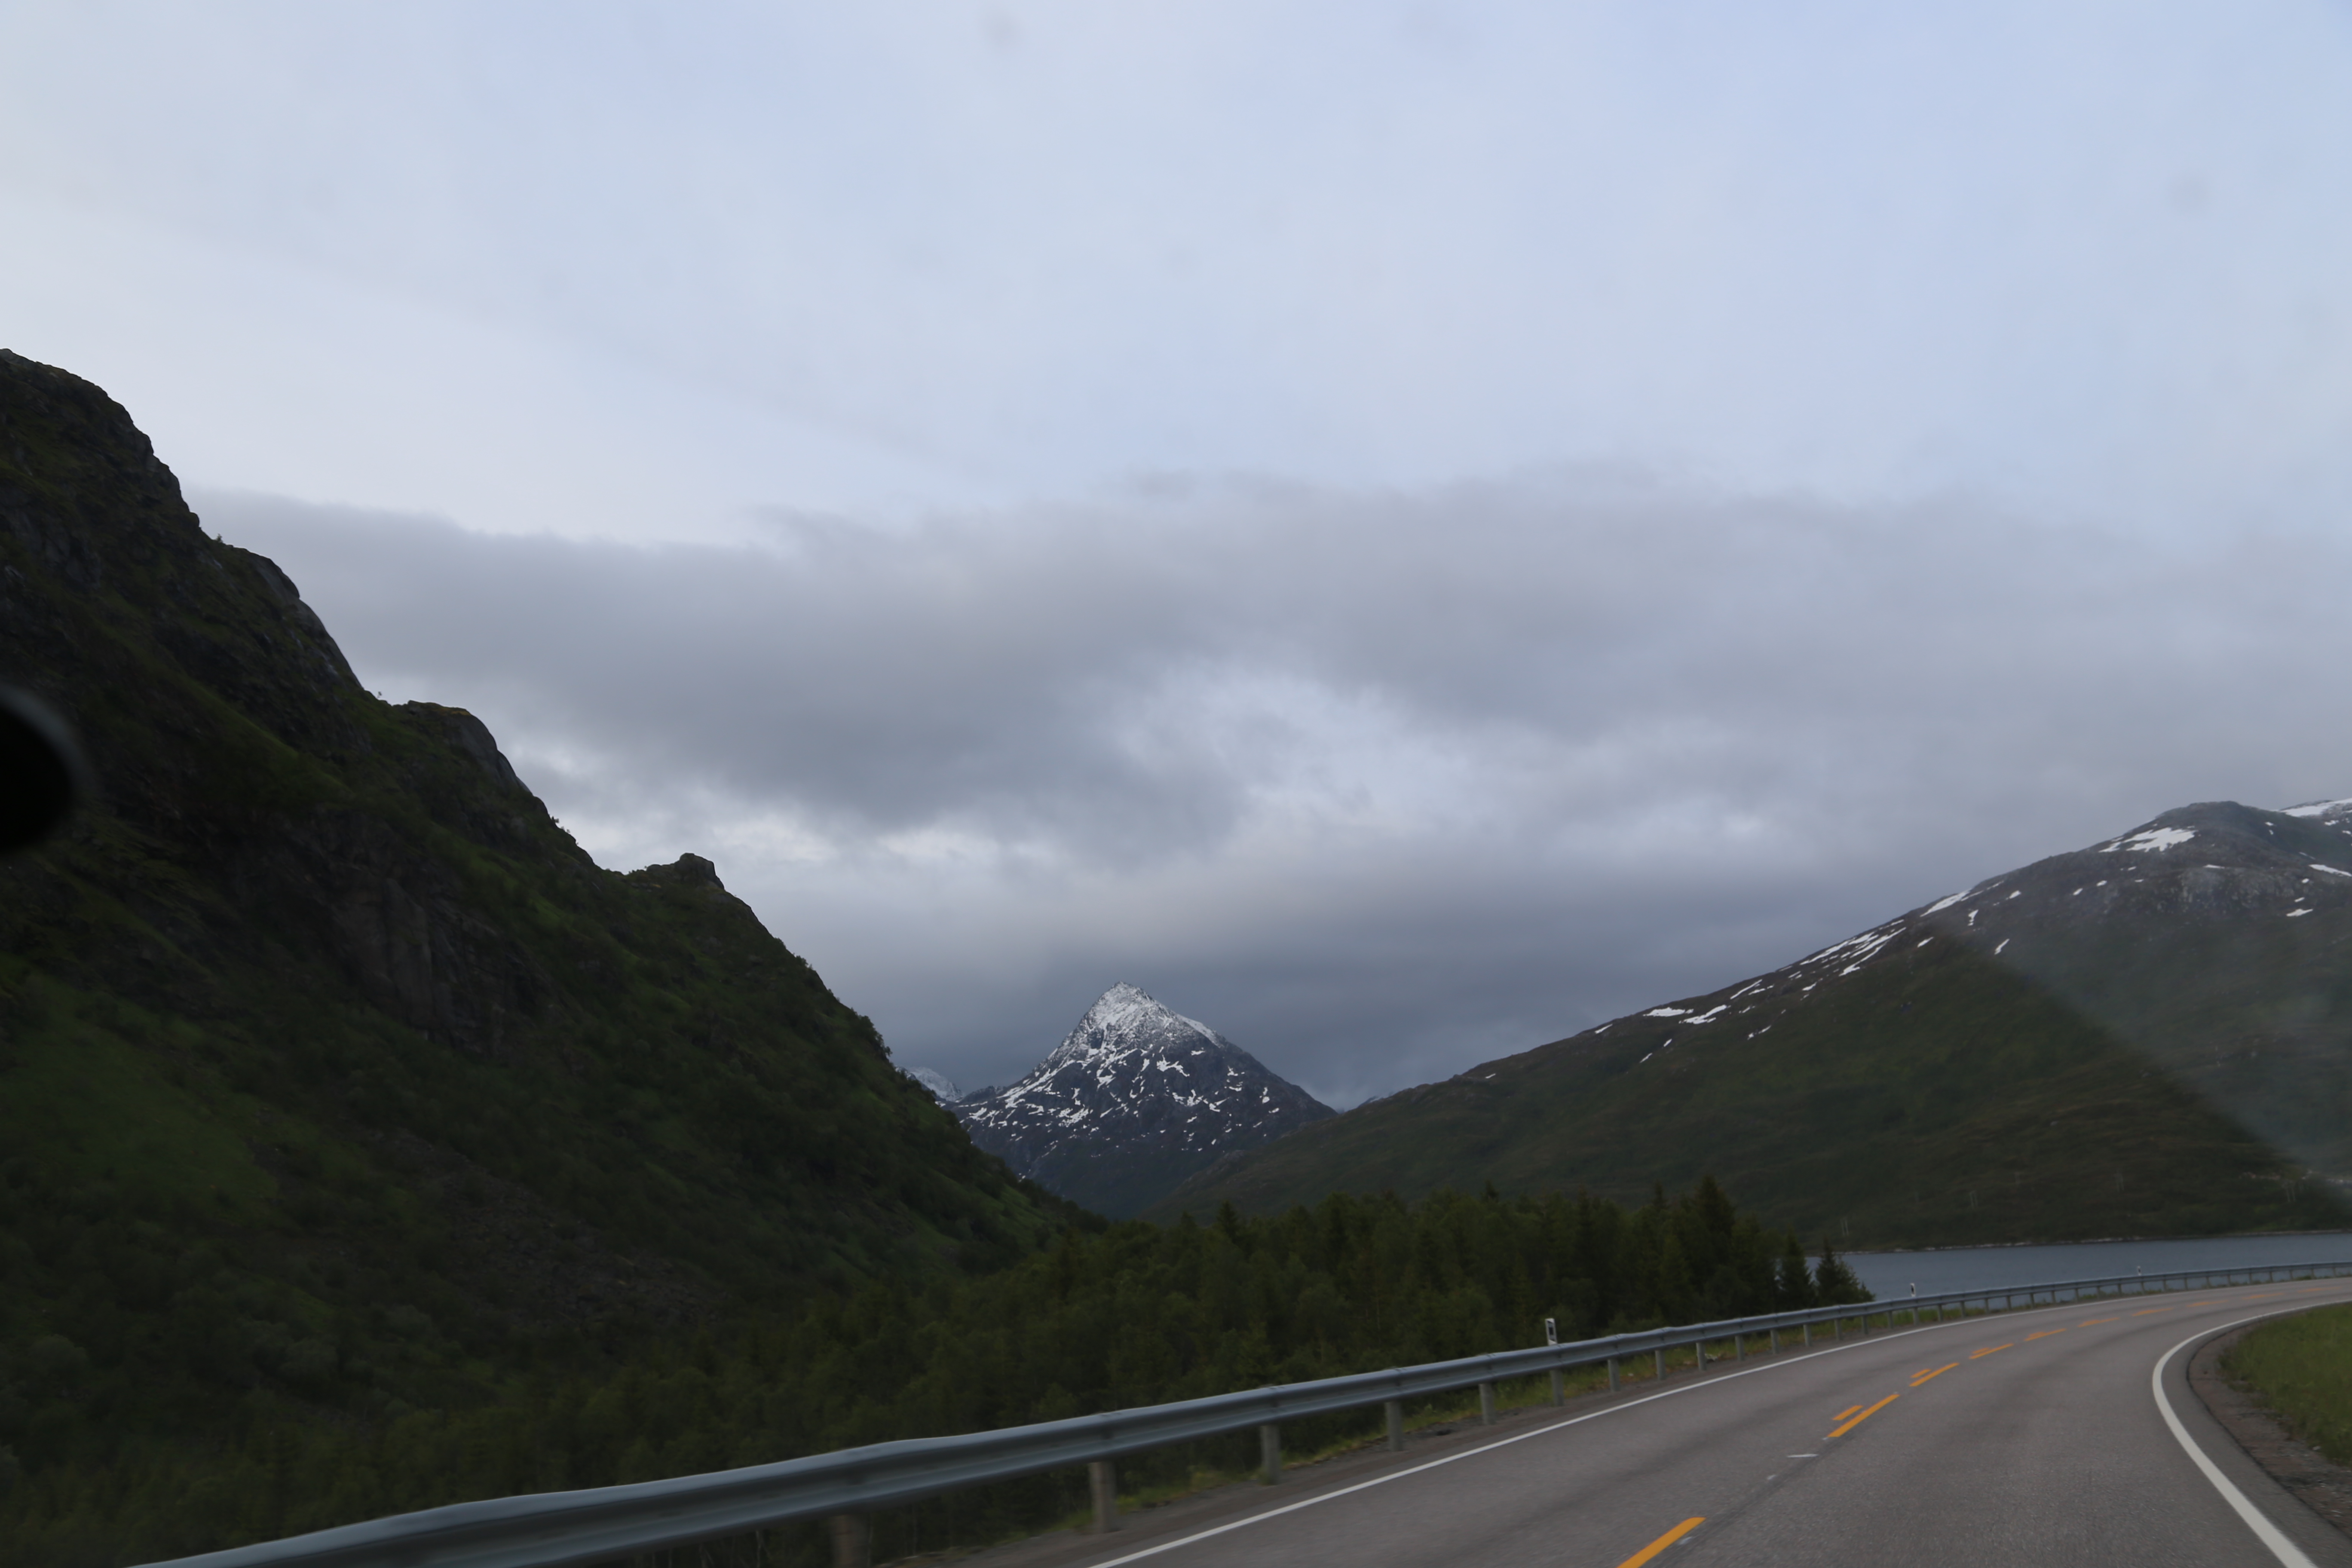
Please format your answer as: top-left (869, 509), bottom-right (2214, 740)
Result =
top-left (956, 983), bottom-right (1333, 1216)
top-left (1152, 799), bottom-right (2352, 1246)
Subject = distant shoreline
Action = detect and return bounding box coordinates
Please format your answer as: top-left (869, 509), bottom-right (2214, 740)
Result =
top-left (1850, 1226), bottom-right (2352, 1257)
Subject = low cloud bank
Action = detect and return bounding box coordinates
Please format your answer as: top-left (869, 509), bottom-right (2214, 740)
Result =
top-left (199, 479), bottom-right (2352, 1105)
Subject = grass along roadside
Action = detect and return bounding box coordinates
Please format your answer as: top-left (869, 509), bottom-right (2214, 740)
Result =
top-left (2222, 1303), bottom-right (2352, 1469)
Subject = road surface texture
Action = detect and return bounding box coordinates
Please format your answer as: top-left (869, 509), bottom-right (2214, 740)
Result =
top-left (1051, 1279), bottom-right (2352, 1568)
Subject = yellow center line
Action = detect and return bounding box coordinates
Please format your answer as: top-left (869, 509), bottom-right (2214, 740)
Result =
top-left (1827, 1393), bottom-right (1899, 1439)
top-left (1833, 1403), bottom-right (1863, 1421)
top-left (2131, 1308), bottom-right (2174, 1316)
top-left (1909, 1363), bottom-right (1959, 1387)
top-left (2024, 1329), bottom-right (2066, 1341)
top-left (2078, 1317), bottom-right (2119, 1326)
top-left (1969, 1344), bottom-right (2014, 1359)
top-left (1616, 1517), bottom-right (1706, 1568)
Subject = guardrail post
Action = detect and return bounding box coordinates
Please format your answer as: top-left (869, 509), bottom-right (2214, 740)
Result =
top-left (1260, 1423), bottom-right (1282, 1484)
top-left (1386, 1399), bottom-right (1405, 1450)
top-left (1801, 1322), bottom-right (1811, 1346)
top-left (1769, 1327), bottom-right (1779, 1353)
top-left (1089, 1459), bottom-right (1119, 1533)
top-left (1654, 1348), bottom-right (1665, 1382)
top-left (1734, 1332), bottom-right (1745, 1362)
top-left (829, 1513), bottom-right (869, 1568)
top-left (1549, 1367), bottom-right (1565, 1406)
top-left (1478, 1381), bottom-right (1497, 1425)
top-left (1608, 1355), bottom-right (1620, 1392)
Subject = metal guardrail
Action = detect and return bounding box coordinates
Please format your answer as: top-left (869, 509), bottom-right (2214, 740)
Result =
top-left (148, 1256), bottom-right (2352, 1568)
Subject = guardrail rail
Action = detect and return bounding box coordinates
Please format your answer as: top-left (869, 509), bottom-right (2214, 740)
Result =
top-left (147, 1256), bottom-right (2352, 1568)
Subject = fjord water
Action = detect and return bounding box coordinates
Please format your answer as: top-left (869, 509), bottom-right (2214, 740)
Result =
top-left (1847, 1230), bottom-right (2352, 1300)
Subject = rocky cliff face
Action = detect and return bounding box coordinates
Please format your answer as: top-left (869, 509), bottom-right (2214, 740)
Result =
top-left (0, 350), bottom-right (1073, 1452)
top-left (956, 982), bottom-right (1332, 1216)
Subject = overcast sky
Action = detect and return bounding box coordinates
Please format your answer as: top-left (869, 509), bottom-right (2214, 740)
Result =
top-left (6, 3), bottom-right (2352, 1104)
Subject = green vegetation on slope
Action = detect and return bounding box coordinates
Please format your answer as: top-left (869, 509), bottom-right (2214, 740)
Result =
top-left (0, 356), bottom-right (1082, 1556)
top-left (1154, 938), bottom-right (2347, 1245)
top-left (2, 1180), bottom-right (1865, 1565)
top-left (1986, 833), bottom-right (2352, 1182)
top-left (2222, 1305), bottom-right (2352, 1470)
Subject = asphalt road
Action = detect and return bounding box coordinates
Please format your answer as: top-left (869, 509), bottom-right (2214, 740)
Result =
top-left (1078, 1279), bottom-right (2352, 1568)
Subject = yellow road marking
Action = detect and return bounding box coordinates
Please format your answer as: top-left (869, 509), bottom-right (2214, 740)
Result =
top-left (2025, 1329), bottom-right (2066, 1341)
top-left (1832, 1403), bottom-right (1863, 1420)
top-left (1970, 1344), bottom-right (2014, 1359)
top-left (2079, 1317), bottom-right (2119, 1326)
top-left (1616, 1517), bottom-right (1706, 1568)
top-left (2132, 1308), bottom-right (2174, 1316)
top-left (1909, 1363), bottom-right (1958, 1387)
top-left (1827, 1393), bottom-right (1899, 1439)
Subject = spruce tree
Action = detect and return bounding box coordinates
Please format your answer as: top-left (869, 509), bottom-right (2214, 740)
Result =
top-left (1812, 1234), bottom-right (1872, 1305)
top-left (1776, 1228), bottom-right (1817, 1308)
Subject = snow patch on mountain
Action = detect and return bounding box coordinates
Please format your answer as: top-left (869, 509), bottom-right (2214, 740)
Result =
top-left (2104, 827), bottom-right (2196, 853)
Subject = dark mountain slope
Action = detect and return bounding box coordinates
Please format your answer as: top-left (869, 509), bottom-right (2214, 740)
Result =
top-left (0, 350), bottom-right (1073, 1495)
top-left (956, 982), bottom-right (1332, 1216)
top-left (1154, 801), bottom-right (2352, 1246)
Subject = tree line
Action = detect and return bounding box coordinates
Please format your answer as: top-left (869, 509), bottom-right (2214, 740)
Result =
top-left (3, 1179), bottom-right (1868, 1566)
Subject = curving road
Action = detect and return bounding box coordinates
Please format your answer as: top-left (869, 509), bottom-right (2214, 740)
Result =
top-left (1077, 1279), bottom-right (2352, 1568)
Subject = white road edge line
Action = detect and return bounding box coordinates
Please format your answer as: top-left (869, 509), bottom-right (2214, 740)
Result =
top-left (2153, 1305), bottom-right (2341, 1568)
top-left (1082, 1312), bottom-right (1988, 1567)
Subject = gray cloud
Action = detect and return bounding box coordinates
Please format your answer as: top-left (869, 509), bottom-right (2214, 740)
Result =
top-left (196, 481), bottom-right (2352, 1106)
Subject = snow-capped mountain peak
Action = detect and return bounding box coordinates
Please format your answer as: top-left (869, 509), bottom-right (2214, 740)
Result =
top-left (956, 983), bottom-right (1332, 1216)
top-left (905, 1066), bottom-right (961, 1104)
top-left (1020, 981), bottom-right (1219, 1085)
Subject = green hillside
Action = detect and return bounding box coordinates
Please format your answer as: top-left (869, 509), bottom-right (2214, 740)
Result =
top-left (0, 350), bottom-right (1078, 1540)
top-left (1153, 919), bottom-right (2349, 1246)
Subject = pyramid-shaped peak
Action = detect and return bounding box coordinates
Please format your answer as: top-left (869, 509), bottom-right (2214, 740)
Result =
top-left (1092, 980), bottom-right (1156, 1011)
top-left (1054, 982), bottom-right (1219, 1058)
top-left (1084, 981), bottom-right (1181, 1025)
top-left (956, 981), bottom-right (1334, 1216)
